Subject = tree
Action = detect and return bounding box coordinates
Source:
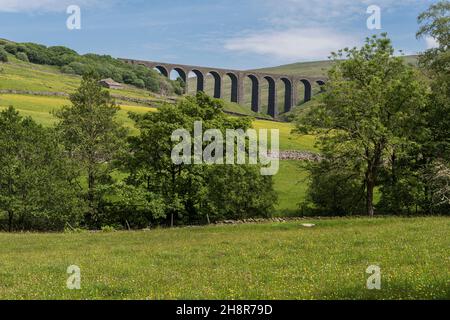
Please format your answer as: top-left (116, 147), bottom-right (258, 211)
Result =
top-left (301, 159), bottom-right (366, 216)
top-left (416, 1), bottom-right (450, 212)
top-left (96, 182), bottom-right (167, 229)
top-left (15, 52), bottom-right (29, 62)
top-left (0, 107), bottom-right (84, 231)
top-left (0, 47), bottom-right (8, 63)
top-left (124, 92), bottom-right (276, 226)
top-left (297, 34), bottom-right (427, 216)
top-left (54, 72), bottom-right (127, 226)
top-left (417, 0), bottom-right (450, 75)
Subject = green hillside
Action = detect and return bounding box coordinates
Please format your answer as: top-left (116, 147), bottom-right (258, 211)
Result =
top-left (0, 49), bottom-right (261, 117)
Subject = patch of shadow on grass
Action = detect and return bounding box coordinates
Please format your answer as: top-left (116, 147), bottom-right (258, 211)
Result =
top-left (314, 281), bottom-right (450, 300)
top-left (0, 272), bottom-right (14, 288)
top-left (92, 283), bottom-right (134, 299)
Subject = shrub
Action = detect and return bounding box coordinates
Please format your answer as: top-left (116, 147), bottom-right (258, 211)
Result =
top-left (61, 65), bottom-right (76, 74)
top-left (0, 48), bottom-right (8, 63)
top-left (132, 78), bottom-right (145, 88)
top-left (4, 43), bottom-right (18, 54)
top-left (15, 51), bottom-right (29, 62)
top-left (301, 160), bottom-right (366, 216)
top-left (101, 225), bottom-right (117, 233)
top-left (5, 41), bottom-right (182, 95)
top-left (24, 43), bottom-right (51, 64)
top-left (68, 62), bottom-right (88, 75)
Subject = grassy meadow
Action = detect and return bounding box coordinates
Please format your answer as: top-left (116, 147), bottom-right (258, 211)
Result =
top-left (0, 217), bottom-right (448, 300)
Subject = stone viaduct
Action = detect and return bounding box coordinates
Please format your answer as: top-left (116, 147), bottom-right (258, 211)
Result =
top-left (121, 59), bottom-right (327, 117)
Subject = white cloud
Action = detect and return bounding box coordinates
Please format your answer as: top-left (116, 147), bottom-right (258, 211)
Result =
top-left (0, 0), bottom-right (109, 13)
top-left (224, 28), bottom-right (359, 61)
top-left (223, 0), bottom-right (432, 62)
top-left (425, 36), bottom-right (439, 49)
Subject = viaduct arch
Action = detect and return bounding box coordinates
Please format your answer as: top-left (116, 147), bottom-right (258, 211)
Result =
top-left (121, 59), bottom-right (327, 118)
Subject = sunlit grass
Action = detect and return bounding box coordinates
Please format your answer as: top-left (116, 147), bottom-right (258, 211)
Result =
top-left (252, 119), bottom-right (317, 152)
top-left (0, 94), bottom-right (156, 131)
top-left (273, 161), bottom-right (309, 216)
top-left (0, 94), bottom-right (315, 151)
top-left (0, 217), bottom-right (447, 300)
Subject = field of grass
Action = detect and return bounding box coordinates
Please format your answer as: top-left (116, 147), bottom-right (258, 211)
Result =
top-left (0, 217), bottom-right (447, 300)
top-left (273, 161), bottom-right (310, 216)
top-left (0, 94), bottom-right (156, 134)
top-left (252, 120), bottom-right (316, 152)
top-left (0, 55), bottom-right (161, 102)
top-left (0, 94), bottom-right (314, 151)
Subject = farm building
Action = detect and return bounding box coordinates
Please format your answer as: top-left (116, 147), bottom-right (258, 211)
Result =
top-left (98, 78), bottom-right (123, 90)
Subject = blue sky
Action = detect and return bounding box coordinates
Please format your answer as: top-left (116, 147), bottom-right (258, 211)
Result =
top-left (0, 0), bottom-right (439, 70)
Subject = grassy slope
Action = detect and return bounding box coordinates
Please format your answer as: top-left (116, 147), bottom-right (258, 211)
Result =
top-left (0, 94), bottom-right (156, 134)
top-left (0, 55), bottom-right (161, 102)
top-left (0, 94), bottom-right (314, 150)
top-left (0, 217), bottom-right (448, 299)
top-left (0, 54), bottom-right (260, 116)
top-left (273, 161), bottom-right (310, 216)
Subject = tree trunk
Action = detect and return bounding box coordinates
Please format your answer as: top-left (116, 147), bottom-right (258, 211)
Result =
top-left (88, 167), bottom-right (95, 207)
top-left (365, 143), bottom-right (383, 217)
top-left (366, 179), bottom-right (375, 217)
top-left (8, 211), bottom-right (13, 232)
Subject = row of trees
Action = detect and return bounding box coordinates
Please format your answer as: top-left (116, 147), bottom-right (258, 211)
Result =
top-left (0, 74), bottom-right (276, 231)
top-left (0, 40), bottom-right (184, 95)
top-left (297, 1), bottom-right (449, 217)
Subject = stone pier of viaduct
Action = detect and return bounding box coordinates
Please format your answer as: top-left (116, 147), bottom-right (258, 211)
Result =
top-left (121, 59), bottom-right (327, 117)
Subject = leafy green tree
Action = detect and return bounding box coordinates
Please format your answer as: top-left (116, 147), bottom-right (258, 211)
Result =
top-left (416, 1), bottom-right (450, 212)
top-left (3, 43), bottom-right (18, 54)
top-left (297, 34), bottom-right (427, 216)
top-left (301, 159), bottom-right (366, 216)
top-left (0, 47), bottom-right (8, 63)
top-left (124, 92), bottom-right (276, 225)
top-left (15, 51), bottom-right (28, 62)
top-left (54, 72), bottom-right (127, 226)
top-left (417, 0), bottom-right (450, 74)
top-left (0, 107), bottom-right (84, 231)
top-left (204, 165), bottom-right (277, 221)
top-left (97, 182), bottom-right (167, 229)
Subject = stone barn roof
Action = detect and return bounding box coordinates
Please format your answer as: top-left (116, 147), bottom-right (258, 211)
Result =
top-left (99, 78), bottom-right (123, 89)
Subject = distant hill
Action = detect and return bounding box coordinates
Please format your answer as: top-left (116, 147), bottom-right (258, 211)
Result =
top-left (254, 56), bottom-right (418, 76)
